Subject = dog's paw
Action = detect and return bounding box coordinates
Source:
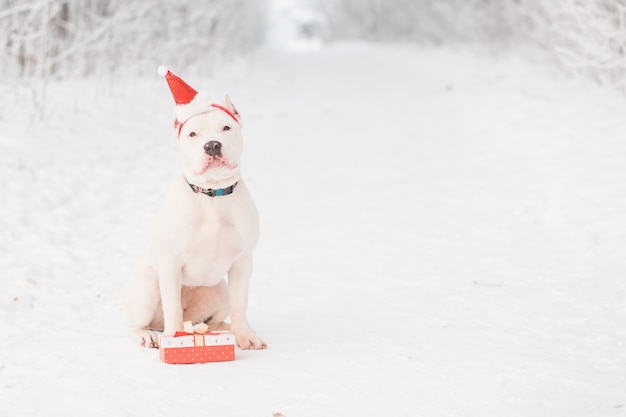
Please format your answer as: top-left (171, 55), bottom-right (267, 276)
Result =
top-left (233, 329), bottom-right (267, 350)
top-left (133, 329), bottom-right (159, 349)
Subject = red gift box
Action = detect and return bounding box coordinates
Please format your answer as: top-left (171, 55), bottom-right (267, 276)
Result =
top-left (159, 326), bottom-right (236, 364)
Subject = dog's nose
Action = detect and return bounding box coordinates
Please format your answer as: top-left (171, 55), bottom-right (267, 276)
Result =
top-left (204, 141), bottom-right (222, 156)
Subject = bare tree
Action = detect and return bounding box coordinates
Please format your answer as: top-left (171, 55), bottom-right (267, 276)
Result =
top-left (550, 0), bottom-right (626, 88)
top-left (0, 0), bottom-right (268, 79)
top-left (0, 0), bottom-right (267, 119)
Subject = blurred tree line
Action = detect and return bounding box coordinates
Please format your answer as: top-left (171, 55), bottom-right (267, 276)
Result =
top-left (1, 0), bottom-right (625, 89)
top-left (319, 0), bottom-right (626, 89)
top-left (0, 0), bottom-right (267, 79)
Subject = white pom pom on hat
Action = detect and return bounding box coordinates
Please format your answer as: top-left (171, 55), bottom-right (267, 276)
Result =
top-left (157, 65), bottom-right (169, 77)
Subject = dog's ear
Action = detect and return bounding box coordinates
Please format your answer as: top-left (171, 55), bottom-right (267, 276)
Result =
top-left (224, 94), bottom-right (243, 127)
top-left (173, 118), bottom-right (182, 139)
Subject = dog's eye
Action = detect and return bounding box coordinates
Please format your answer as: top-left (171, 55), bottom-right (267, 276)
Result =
top-left (223, 125), bottom-right (231, 131)
top-left (189, 132), bottom-right (197, 137)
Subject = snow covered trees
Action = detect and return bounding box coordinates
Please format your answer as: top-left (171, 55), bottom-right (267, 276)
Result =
top-left (319, 0), bottom-right (626, 90)
top-left (2, 0), bottom-right (625, 90)
top-left (549, 0), bottom-right (626, 89)
top-left (0, 0), bottom-right (268, 79)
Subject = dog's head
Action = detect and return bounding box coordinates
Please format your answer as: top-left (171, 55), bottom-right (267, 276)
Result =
top-left (177, 96), bottom-right (243, 187)
top-left (158, 67), bottom-right (245, 188)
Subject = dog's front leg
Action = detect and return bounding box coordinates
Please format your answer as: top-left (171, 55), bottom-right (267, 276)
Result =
top-left (158, 263), bottom-right (184, 336)
top-left (228, 254), bottom-right (266, 350)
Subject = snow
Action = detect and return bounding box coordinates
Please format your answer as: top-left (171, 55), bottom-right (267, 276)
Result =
top-left (266, 0), bottom-right (324, 52)
top-left (2, 43), bottom-right (626, 416)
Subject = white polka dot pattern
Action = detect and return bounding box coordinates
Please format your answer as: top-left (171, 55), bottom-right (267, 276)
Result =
top-left (159, 332), bottom-right (236, 364)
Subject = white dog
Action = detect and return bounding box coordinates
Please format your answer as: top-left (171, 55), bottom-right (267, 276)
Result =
top-left (125, 67), bottom-right (265, 350)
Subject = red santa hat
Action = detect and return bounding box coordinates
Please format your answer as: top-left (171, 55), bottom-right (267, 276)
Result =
top-left (157, 66), bottom-right (239, 136)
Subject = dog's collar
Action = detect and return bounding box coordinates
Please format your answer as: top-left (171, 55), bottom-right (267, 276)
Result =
top-left (186, 179), bottom-right (238, 197)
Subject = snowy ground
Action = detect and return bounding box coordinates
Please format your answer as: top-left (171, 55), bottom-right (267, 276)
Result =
top-left (1, 43), bottom-right (626, 417)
